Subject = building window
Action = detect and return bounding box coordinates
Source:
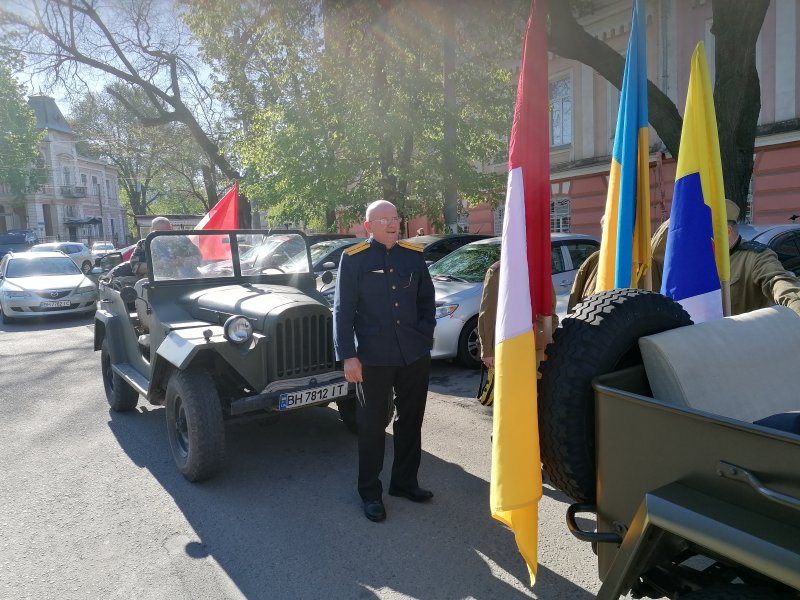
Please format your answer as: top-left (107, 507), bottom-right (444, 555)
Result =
top-left (105, 179), bottom-right (112, 200)
top-left (551, 197), bottom-right (570, 232)
top-left (549, 77), bottom-right (572, 146)
top-left (62, 166), bottom-right (71, 186)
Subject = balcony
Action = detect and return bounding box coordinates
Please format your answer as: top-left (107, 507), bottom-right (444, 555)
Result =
top-left (60, 185), bottom-right (87, 198)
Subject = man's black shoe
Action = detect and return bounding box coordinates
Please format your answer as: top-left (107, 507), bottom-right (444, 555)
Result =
top-left (388, 486), bottom-right (434, 503)
top-left (363, 499), bottom-right (386, 522)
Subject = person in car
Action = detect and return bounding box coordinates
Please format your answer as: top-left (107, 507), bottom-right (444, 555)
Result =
top-left (129, 217), bottom-right (201, 280)
top-left (333, 199), bottom-right (436, 523)
top-left (655, 200), bottom-right (800, 316)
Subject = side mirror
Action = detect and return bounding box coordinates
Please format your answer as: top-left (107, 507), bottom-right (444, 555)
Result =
top-left (320, 270), bottom-right (334, 285)
top-left (322, 261), bottom-right (336, 270)
top-left (120, 286), bottom-right (138, 304)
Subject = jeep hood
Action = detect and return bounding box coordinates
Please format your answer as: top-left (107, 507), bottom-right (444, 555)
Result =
top-left (185, 284), bottom-right (324, 328)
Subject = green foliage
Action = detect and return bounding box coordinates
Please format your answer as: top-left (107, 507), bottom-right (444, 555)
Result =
top-left (184, 0), bottom-right (526, 229)
top-left (0, 61), bottom-right (43, 200)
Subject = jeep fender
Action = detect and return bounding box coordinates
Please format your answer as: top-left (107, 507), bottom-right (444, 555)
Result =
top-left (94, 309), bottom-right (123, 357)
top-left (148, 327), bottom-right (266, 403)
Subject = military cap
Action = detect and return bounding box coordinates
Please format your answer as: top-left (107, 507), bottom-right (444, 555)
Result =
top-left (725, 199), bottom-right (740, 223)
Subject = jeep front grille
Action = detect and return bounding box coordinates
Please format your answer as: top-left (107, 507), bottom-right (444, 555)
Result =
top-left (274, 312), bottom-right (335, 378)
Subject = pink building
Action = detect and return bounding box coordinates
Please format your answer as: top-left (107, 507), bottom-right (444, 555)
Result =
top-left (365, 0), bottom-right (799, 240)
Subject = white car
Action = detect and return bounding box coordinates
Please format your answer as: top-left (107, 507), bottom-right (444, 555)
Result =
top-left (429, 234), bottom-right (600, 368)
top-left (91, 241), bottom-right (116, 257)
top-left (0, 251), bottom-right (98, 324)
top-left (30, 242), bottom-right (94, 274)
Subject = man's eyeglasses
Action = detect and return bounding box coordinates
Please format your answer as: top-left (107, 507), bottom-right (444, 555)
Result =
top-left (370, 217), bottom-right (400, 226)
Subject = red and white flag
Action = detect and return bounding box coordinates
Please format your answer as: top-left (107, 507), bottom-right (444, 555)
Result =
top-left (195, 182), bottom-right (239, 260)
top-left (490, 0), bottom-right (551, 584)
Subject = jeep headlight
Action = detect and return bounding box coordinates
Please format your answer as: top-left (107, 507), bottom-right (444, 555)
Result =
top-left (435, 304), bottom-right (458, 319)
top-left (223, 315), bottom-right (253, 345)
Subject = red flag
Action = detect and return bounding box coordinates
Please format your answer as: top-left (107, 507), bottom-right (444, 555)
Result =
top-left (195, 182), bottom-right (239, 260)
top-left (507, 0), bottom-right (552, 317)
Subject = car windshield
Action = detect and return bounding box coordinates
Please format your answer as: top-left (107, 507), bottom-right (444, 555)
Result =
top-left (276, 239), bottom-right (353, 273)
top-left (151, 231), bottom-right (311, 281)
top-left (93, 243), bottom-right (114, 251)
top-left (428, 243), bottom-right (501, 283)
top-left (7, 256), bottom-right (81, 277)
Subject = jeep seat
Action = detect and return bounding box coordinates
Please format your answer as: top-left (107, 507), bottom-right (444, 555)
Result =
top-left (638, 305), bottom-right (800, 425)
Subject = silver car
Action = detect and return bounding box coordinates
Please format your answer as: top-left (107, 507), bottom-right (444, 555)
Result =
top-left (430, 233), bottom-right (600, 368)
top-left (0, 251), bottom-right (98, 324)
top-left (30, 242), bottom-right (94, 274)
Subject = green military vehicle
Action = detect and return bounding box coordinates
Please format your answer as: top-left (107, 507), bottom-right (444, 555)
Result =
top-left (539, 290), bottom-right (800, 599)
top-left (94, 230), bottom-right (361, 482)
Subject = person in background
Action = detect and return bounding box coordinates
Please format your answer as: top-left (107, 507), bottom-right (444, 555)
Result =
top-left (333, 200), bottom-right (436, 523)
top-left (478, 260), bottom-right (557, 369)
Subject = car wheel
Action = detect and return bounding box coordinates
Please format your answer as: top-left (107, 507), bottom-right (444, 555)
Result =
top-left (538, 289), bottom-right (692, 503)
top-left (337, 392), bottom-right (395, 435)
top-left (456, 316), bottom-right (481, 369)
top-left (1, 307), bottom-right (15, 324)
top-left (100, 340), bottom-right (139, 411)
top-left (165, 367), bottom-right (225, 482)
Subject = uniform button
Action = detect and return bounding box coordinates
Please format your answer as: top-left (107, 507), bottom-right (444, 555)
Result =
top-left (396, 320), bottom-right (400, 324)
top-left (392, 285), bottom-right (396, 290)
top-left (394, 302), bottom-right (399, 307)
top-left (389, 268), bottom-right (394, 273)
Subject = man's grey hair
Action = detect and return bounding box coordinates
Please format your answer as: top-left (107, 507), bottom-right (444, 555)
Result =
top-left (151, 216), bottom-right (172, 231)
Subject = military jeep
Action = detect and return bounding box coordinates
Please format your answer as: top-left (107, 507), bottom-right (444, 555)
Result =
top-left (539, 290), bottom-right (800, 599)
top-left (94, 230), bottom-right (358, 482)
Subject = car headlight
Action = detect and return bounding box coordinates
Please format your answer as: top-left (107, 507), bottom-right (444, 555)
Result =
top-left (435, 304), bottom-right (458, 319)
top-left (223, 315), bottom-right (254, 345)
top-left (4, 290), bottom-right (30, 299)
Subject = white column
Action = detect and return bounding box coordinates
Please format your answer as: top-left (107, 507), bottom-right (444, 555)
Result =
top-left (581, 64), bottom-right (595, 159)
top-left (775, 0), bottom-right (797, 121)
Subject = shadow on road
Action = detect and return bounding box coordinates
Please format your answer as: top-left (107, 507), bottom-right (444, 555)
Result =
top-left (0, 311), bottom-right (94, 333)
top-left (107, 401), bottom-right (593, 599)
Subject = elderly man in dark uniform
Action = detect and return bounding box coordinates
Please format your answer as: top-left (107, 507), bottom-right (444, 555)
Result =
top-left (333, 200), bottom-right (436, 522)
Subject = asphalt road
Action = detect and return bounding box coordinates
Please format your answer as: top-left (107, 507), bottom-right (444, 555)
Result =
top-left (0, 313), bottom-right (616, 600)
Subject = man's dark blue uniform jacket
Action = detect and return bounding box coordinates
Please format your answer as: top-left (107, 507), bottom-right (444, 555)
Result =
top-left (333, 238), bottom-right (436, 367)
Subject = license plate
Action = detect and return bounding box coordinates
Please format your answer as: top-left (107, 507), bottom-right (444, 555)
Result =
top-left (40, 301), bottom-right (71, 308)
top-left (279, 382), bottom-right (348, 411)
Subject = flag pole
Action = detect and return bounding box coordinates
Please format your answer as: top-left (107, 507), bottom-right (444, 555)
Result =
top-left (722, 281), bottom-right (731, 316)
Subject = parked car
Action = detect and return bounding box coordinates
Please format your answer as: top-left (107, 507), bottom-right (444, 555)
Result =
top-left (739, 223), bottom-right (800, 275)
top-left (30, 242), bottom-right (94, 274)
top-left (6, 229), bottom-right (39, 244)
top-left (90, 241), bottom-right (116, 257)
top-left (283, 238), bottom-right (368, 305)
top-left (429, 233), bottom-right (600, 368)
top-left (95, 230), bottom-right (364, 482)
top-left (0, 251), bottom-right (97, 324)
top-left (0, 233), bottom-right (35, 258)
top-left (403, 234), bottom-right (491, 265)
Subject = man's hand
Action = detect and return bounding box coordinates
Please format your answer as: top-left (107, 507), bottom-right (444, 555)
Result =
top-left (343, 357), bottom-right (363, 383)
top-left (482, 357), bottom-right (494, 368)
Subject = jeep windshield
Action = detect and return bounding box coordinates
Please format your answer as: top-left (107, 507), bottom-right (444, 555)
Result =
top-left (149, 231), bottom-right (311, 281)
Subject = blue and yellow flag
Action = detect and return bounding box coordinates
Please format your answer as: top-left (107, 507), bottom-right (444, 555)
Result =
top-left (596, 0), bottom-right (651, 290)
top-left (661, 43), bottom-right (729, 322)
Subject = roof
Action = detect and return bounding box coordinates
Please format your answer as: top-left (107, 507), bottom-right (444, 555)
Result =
top-left (28, 96), bottom-right (76, 135)
top-left (7, 251), bottom-right (66, 259)
top-left (64, 217), bottom-right (103, 225)
top-left (404, 234), bottom-right (489, 247)
top-left (739, 223), bottom-right (800, 243)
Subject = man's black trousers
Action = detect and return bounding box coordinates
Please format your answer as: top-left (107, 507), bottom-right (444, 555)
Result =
top-left (356, 355), bottom-right (431, 501)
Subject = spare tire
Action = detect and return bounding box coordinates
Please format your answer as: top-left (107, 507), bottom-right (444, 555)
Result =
top-left (538, 288), bottom-right (692, 503)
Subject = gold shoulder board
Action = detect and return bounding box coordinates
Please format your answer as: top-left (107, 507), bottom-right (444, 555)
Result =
top-left (345, 241), bottom-right (370, 256)
top-left (397, 240), bottom-right (424, 252)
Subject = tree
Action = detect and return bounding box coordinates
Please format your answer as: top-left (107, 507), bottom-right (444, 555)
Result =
top-left (547, 0), bottom-right (771, 218)
top-left (0, 0), bottom-right (239, 210)
top-left (70, 84), bottom-right (219, 219)
top-left (0, 61), bottom-right (43, 202)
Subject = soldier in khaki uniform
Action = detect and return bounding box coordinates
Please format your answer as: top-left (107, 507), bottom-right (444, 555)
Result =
top-left (726, 201), bottom-right (800, 315)
top-left (478, 260), bottom-right (557, 368)
top-left (566, 250), bottom-right (599, 313)
top-left (652, 200), bottom-right (800, 316)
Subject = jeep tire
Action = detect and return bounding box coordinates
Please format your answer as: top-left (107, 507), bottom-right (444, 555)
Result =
top-left (101, 340), bottom-right (139, 411)
top-left (166, 367), bottom-right (225, 482)
top-left (538, 289), bottom-right (692, 503)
